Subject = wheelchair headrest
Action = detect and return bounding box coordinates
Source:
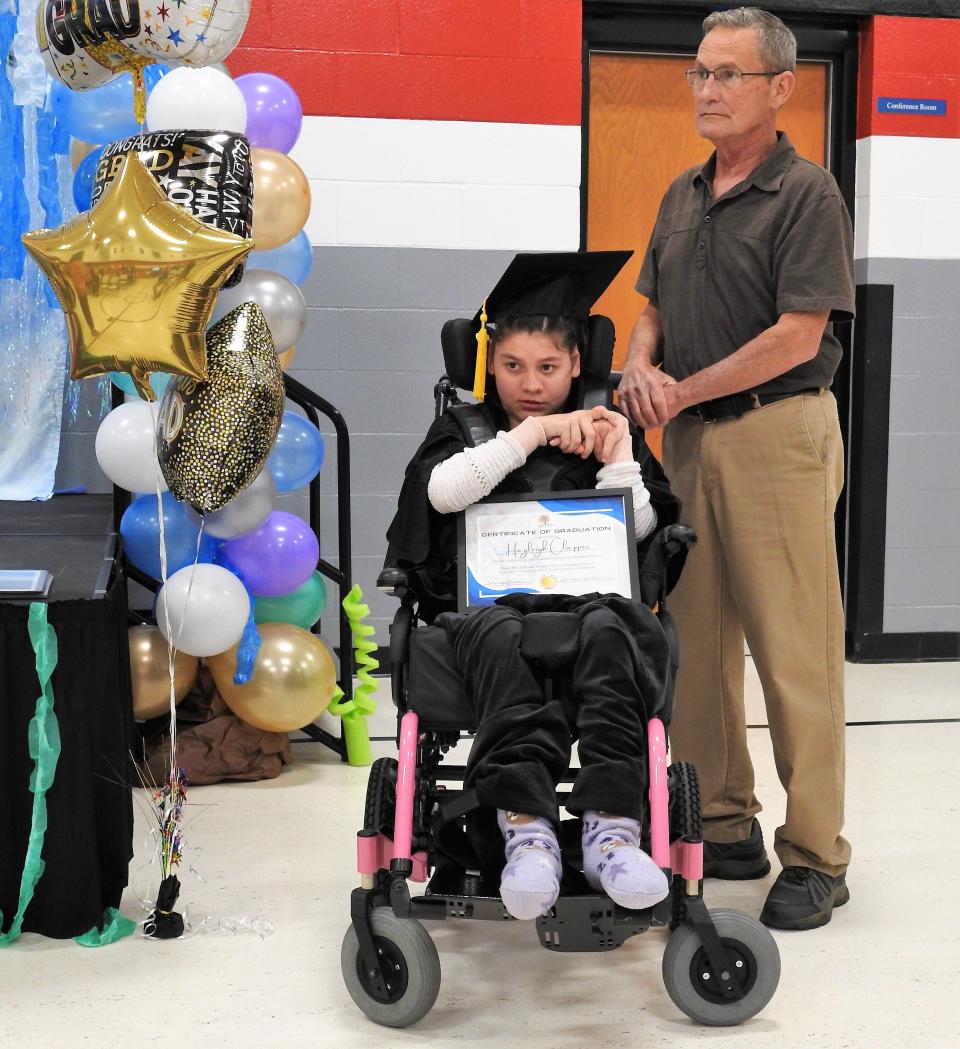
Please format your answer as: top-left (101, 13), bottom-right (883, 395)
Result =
top-left (440, 315), bottom-right (616, 395)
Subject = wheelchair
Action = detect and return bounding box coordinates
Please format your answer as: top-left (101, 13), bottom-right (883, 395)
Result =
top-left (340, 313), bottom-right (781, 1028)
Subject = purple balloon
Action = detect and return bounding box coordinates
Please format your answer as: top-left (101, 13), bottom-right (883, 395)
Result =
top-left (235, 73), bottom-right (303, 154)
top-left (221, 511), bottom-right (318, 596)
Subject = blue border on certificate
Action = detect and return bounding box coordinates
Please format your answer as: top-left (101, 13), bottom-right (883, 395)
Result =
top-left (456, 488), bottom-right (640, 611)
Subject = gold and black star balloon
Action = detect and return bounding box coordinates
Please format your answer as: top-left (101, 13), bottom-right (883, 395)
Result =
top-left (157, 302), bottom-right (285, 513)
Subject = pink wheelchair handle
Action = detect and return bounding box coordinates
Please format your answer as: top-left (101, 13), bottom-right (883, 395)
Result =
top-left (392, 711), bottom-right (420, 860)
top-left (647, 717), bottom-right (670, 869)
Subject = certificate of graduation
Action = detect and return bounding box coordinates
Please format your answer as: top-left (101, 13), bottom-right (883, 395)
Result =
top-left (459, 489), bottom-right (638, 609)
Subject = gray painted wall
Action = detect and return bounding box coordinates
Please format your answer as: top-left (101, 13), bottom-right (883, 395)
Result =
top-left (856, 257), bottom-right (960, 633)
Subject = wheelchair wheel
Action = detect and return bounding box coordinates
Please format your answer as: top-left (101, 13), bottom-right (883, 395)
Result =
top-left (341, 910), bottom-right (441, 1028)
top-left (667, 762), bottom-right (701, 929)
top-left (364, 757), bottom-right (398, 836)
top-left (668, 761), bottom-right (702, 841)
top-left (662, 908), bottom-right (780, 1026)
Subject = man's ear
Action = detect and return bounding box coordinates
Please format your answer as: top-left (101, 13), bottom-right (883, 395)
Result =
top-left (772, 70), bottom-right (795, 111)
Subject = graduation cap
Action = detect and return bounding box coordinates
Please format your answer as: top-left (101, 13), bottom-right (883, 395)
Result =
top-left (470, 250), bottom-right (632, 400)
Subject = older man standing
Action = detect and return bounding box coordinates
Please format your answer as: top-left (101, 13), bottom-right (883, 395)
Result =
top-left (620, 8), bottom-right (854, 930)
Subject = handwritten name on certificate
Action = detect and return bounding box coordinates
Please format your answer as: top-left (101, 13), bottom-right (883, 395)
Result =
top-left (464, 495), bottom-right (634, 606)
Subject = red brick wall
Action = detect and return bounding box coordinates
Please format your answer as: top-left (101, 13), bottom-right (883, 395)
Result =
top-left (227, 0), bottom-right (582, 124)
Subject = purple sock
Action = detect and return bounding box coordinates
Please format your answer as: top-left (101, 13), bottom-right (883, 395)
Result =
top-left (582, 811), bottom-right (669, 909)
top-left (497, 810), bottom-right (562, 920)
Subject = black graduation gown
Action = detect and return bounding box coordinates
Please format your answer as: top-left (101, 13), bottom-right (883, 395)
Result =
top-left (384, 398), bottom-right (683, 622)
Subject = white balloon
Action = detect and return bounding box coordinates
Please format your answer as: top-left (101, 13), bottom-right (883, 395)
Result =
top-left (146, 67), bottom-right (247, 134)
top-left (156, 564), bottom-right (250, 658)
top-left (95, 401), bottom-right (167, 494)
top-left (193, 468), bottom-right (275, 539)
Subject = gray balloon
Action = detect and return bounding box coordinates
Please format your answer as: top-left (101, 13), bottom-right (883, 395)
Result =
top-left (190, 467), bottom-right (276, 539)
top-left (210, 268), bottom-right (307, 351)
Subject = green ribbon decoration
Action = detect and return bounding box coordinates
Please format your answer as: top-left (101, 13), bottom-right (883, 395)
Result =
top-left (0, 603), bottom-right (62, 947)
top-left (327, 585), bottom-right (377, 767)
top-left (74, 908), bottom-right (137, 947)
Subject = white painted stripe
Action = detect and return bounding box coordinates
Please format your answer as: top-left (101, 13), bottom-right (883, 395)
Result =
top-left (290, 116), bottom-right (580, 188)
top-left (855, 136), bottom-right (960, 261)
top-left (289, 116), bottom-right (581, 251)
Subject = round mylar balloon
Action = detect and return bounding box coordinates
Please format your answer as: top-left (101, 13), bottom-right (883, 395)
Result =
top-left (155, 563), bottom-right (250, 658)
top-left (95, 400), bottom-right (166, 494)
top-left (129, 625), bottom-right (198, 720)
top-left (207, 624), bottom-right (337, 732)
top-left (146, 67), bottom-right (247, 134)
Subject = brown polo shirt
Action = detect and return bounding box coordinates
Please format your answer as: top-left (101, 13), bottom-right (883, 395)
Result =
top-left (636, 132), bottom-right (855, 394)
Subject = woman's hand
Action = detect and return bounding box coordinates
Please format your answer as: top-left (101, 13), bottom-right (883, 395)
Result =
top-left (539, 409), bottom-right (601, 458)
top-left (589, 406), bottom-right (630, 463)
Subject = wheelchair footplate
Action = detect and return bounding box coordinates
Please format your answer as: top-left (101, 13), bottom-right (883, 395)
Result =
top-left (536, 891), bottom-right (671, 952)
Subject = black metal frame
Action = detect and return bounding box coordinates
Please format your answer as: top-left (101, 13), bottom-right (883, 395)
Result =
top-left (112, 373), bottom-right (355, 759)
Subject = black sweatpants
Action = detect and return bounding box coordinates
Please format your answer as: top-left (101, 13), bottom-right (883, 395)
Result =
top-left (439, 595), bottom-right (670, 825)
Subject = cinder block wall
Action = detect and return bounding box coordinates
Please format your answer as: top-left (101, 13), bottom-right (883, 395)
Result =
top-left (855, 16), bottom-right (960, 632)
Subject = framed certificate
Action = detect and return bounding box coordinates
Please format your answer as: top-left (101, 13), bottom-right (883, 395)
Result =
top-left (457, 488), bottom-right (640, 610)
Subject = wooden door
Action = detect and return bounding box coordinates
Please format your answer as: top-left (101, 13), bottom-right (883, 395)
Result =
top-left (587, 53), bottom-right (829, 457)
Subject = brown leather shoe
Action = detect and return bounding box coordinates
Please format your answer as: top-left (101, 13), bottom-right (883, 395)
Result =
top-left (760, 866), bottom-right (849, 930)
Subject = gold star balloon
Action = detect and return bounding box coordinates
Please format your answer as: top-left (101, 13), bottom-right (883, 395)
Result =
top-left (22, 151), bottom-right (252, 400)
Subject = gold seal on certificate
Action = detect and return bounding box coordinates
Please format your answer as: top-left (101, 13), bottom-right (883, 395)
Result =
top-left (458, 489), bottom-right (640, 610)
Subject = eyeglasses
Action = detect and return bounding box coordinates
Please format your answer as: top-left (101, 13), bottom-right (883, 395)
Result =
top-left (684, 68), bottom-right (785, 88)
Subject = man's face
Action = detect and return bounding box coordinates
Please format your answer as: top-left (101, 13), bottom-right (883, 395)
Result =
top-left (692, 27), bottom-right (791, 146)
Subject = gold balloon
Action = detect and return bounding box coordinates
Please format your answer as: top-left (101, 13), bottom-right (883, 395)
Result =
top-left (21, 152), bottom-right (252, 400)
top-left (277, 345), bottom-right (297, 371)
top-left (129, 625), bottom-right (199, 720)
top-left (70, 139), bottom-right (100, 171)
top-left (250, 148), bottom-right (311, 251)
top-left (207, 623), bottom-right (337, 732)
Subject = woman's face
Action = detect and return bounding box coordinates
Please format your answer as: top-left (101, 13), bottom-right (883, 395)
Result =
top-left (488, 330), bottom-right (580, 429)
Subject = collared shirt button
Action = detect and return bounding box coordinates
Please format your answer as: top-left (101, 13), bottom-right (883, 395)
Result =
top-left (704, 214), bottom-right (712, 223)
top-left (699, 241), bottom-right (705, 250)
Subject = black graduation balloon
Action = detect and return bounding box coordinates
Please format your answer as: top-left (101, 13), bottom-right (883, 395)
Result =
top-left (157, 303), bottom-right (284, 513)
top-left (91, 130), bottom-right (254, 287)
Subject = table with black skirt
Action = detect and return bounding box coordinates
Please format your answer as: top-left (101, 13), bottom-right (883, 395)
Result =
top-left (0, 495), bottom-right (134, 939)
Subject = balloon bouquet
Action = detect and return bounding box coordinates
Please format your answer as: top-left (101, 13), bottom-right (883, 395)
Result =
top-left (23, 0), bottom-right (353, 938)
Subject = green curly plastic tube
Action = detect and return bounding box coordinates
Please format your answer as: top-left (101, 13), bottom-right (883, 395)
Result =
top-left (327, 584), bottom-right (378, 766)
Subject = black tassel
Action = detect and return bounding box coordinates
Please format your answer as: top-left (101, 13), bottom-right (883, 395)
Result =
top-left (145, 874), bottom-right (184, 939)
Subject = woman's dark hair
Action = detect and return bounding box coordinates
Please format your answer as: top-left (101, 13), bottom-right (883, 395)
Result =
top-left (488, 314), bottom-right (581, 353)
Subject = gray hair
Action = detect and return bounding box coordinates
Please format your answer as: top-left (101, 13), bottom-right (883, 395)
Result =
top-left (702, 7), bottom-right (797, 73)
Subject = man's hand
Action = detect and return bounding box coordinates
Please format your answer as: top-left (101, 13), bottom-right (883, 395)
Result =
top-left (619, 359), bottom-right (680, 430)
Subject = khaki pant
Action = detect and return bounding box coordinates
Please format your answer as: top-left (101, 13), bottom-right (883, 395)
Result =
top-left (663, 390), bottom-right (850, 875)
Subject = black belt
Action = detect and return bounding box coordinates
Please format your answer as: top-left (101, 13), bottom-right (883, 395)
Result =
top-left (682, 388), bottom-right (822, 423)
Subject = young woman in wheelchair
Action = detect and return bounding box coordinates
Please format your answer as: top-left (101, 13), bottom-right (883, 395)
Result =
top-left (384, 251), bottom-right (684, 922)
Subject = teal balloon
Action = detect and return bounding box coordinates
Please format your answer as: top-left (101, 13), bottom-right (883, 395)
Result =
top-left (254, 571), bottom-right (327, 629)
top-left (110, 371), bottom-right (171, 399)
